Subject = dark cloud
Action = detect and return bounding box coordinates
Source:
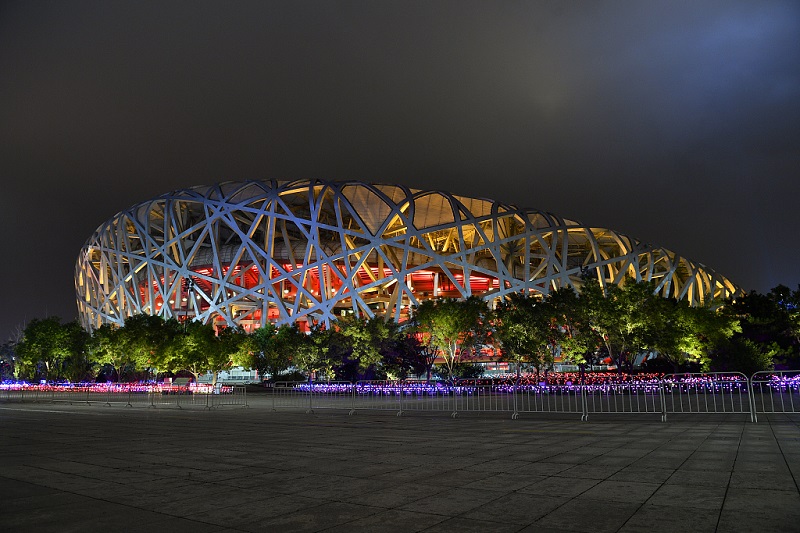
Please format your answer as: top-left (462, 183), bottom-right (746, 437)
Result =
top-left (1, 0), bottom-right (798, 340)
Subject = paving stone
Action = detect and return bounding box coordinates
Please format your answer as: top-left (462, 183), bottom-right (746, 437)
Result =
top-left (0, 401), bottom-right (798, 533)
top-left (533, 498), bottom-right (641, 532)
top-left (666, 468), bottom-right (731, 487)
top-left (618, 504), bottom-right (719, 533)
top-left (579, 479), bottom-right (661, 504)
top-left (644, 483), bottom-right (727, 510)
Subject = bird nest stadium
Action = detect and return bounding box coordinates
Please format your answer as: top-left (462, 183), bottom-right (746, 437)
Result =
top-left (75, 179), bottom-right (741, 332)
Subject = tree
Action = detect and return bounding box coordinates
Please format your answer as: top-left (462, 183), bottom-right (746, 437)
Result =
top-left (728, 286), bottom-right (800, 369)
top-left (87, 324), bottom-right (123, 381)
top-left (88, 314), bottom-right (171, 382)
top-left (380, 329), bottom-right (429, 380)
top-left (581, 279), bottom-right (661, 374)
top-left (494, 293), bottom-right (553, 380)
top-left (413, 296), bottom-right (489, 382)
top-left (650, 300), bottom-right (739, 373)
top-left (243, 323), bottom-right (302, 381)
top-left (294, 324), bottom-right (334, 379)
top-left (338, 316), bottom-right (392, 378)
top-left (16, 317), bottom-right (86, 381)
top-left (709, 338), bottom-right (775, 376)
top-left (207, 326), bottom-right (249, 387)
top-left (166, 321), bottom-right (218, 383)
top-left (59, 322), bottom-right (91, 382)
top-left (119, 314), bottom-right (174, 379)
top-left (547, 287), bottom-right (599, 369)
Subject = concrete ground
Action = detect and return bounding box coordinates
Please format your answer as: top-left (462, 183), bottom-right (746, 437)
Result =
top-left (1, 399), bottom-right (799, 532)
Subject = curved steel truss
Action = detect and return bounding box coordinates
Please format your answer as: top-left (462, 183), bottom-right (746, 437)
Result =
top-left (75, 179), bottom-right (741, 331)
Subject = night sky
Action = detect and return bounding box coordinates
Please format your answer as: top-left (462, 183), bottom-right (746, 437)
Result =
top-left (1, 1), bottom-right (798, 341)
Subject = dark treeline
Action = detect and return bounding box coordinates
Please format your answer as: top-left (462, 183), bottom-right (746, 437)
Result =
top-left (2, 281), bottom-right (798, 383)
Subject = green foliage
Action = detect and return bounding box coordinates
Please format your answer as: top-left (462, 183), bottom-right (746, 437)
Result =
top-left (87, 314), bottom-right (175, 382)
top-left (11, 281), bottom-right (800, 385)
top-left (293, 324), bottom-right (334, 378)
top-left (16, 317), bottom-right (88, 381)
top-left (380, 329), bottom-right (429, 380)
top-left (413, 296), bottom-right (489, 382)
top-left (493, 293), bottom-right (555, 377)
top-left (339, 316), bottom-right (392, 372)
top-left (166, 321), bottom-right (245, 384)
top-left (648, 300), bottom-right (726, 372)
top-left (709, 338), bottom-right (775, 376)
top-left (580, 279), bottom-right (662, 372)
top-left (244, 323), bottom-right (303, 380)
top-left (728, 286), bottom-right (800, 369)
top-left (547, 287), bottom-right (599, 366)
top-left (207, 326), bottom-right (248, 386)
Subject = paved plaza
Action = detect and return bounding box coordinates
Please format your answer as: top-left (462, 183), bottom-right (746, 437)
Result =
top-left (1, 398), bottom-right (799, 532)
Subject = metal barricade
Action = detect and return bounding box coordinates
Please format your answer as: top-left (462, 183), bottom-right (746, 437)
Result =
top-left (307, 381), bottom-right (353, 412)
top-left (125, 386), bottom-right (152, 408)
top-left (750, 370), bottom-right (800, 421)
top-left (270, 381), bottom-right (312, 411)
top-left (209, 385), bottom-right (248, 408)
top-left (514, 382), bottom-right (586, 420)
top-left (389, 380), bottom-right (456, 415)
top-left (662, 372), bottom-right (753, 422)
top-left (353, 380), bottom-right (404, 414)
top-left (50, 385), bottom-right (91, 405)
top-left (451, 379), bottom-right (512, 418)
top-left (583, 380), bottom-right (664, 420)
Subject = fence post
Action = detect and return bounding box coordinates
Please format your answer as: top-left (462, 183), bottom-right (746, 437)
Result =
top-left (397, 381), bottom-right (404, 417)
top-left (306, 378), bottom-right (314, 414)
top-left (512, 378), bottom-right (519, 420)
top-left (450, 380), bottom-right (458, 419)
top-left (580, 386), bottom-right (588, 422)
top-left (659, 378), bottom-right (667, 422)
top-left (748, 374), bottom-right (757, 423)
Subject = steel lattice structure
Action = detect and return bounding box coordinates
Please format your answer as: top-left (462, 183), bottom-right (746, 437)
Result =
top-left (75, 179), bottom-right (741, 332)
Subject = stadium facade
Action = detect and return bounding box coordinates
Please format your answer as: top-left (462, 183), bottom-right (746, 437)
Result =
top-left (75, 179), bottom-right (741, 332)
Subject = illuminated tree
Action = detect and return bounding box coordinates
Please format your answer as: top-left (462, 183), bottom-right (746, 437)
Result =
top-left (294, 324), bottom-right (335, 379)
top-left (338, 316), bottom-right (392, 375)
top-left (207, 326), bottom-right (249, 387)
top-left (581, 280), bottom-right (662, 373)
top-left (547, 286), bottom-right (599, 368)
top-left (16, 317), bottom-right (87, 381)
top-left (243, 323), bottom-right (302, 380)
top-left (494, 293), bottom-right (552, 379)
top-left (413, 296), bottom-right (489, 382)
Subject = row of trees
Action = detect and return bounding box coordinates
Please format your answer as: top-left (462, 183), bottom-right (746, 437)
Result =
top-left (2, 280), bottom-right (798, 383)
top-left (5, 314), bottom-right (251, 385)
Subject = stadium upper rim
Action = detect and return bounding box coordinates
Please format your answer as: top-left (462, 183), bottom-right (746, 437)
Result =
top-left (75, 178), bottom-right (742, 332)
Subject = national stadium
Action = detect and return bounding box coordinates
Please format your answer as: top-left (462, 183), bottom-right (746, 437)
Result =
top-left (75, 179), bottom-right (741, 332)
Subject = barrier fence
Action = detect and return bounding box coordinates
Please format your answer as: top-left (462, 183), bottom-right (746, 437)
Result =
top-left (262, 372), bottom-right (800, 422)
top-left (3, 372), bottom-right (800, 422)
top-left (0, 384), bottom-right (248, 410)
